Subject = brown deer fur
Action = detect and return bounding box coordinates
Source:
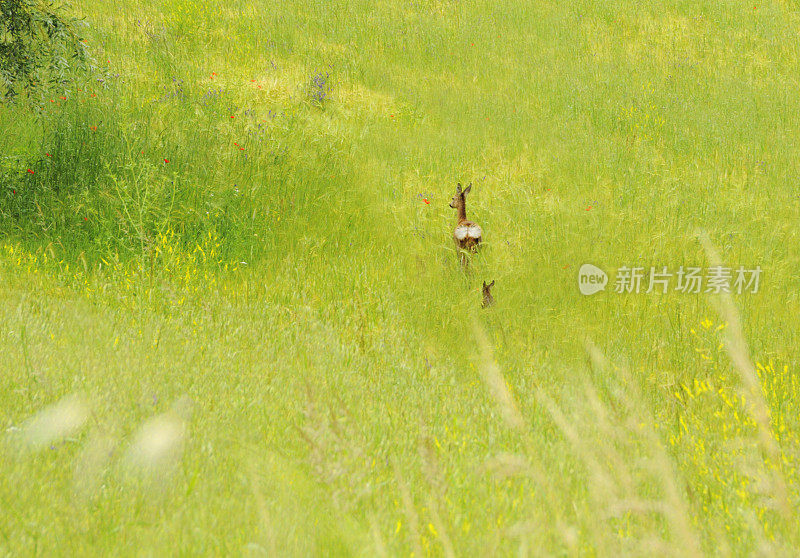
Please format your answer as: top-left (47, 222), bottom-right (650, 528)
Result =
top-left (449, 183), bottom-right (482, 267)
top-left (482, 280), bottom-right (495, 308)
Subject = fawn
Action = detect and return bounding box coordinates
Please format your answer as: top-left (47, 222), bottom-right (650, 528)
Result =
top-left (482, 280), bottom-right (495, 307)
top-left (482, 280), bottom-right (495, 308)
top-left (449, 182), bottom-right (482, 268)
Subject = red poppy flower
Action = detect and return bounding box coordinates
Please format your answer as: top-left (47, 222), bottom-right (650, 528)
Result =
top-left (423, 198), bottom-right (429, 204)
top-left (164, 158), bottom-right (170, 163)
top-left (46, 153), bottom-right (52, 157)
top-left (27, 169), bottom-right (34, 175)
top-left (60, 96), bottom-right (66, 100)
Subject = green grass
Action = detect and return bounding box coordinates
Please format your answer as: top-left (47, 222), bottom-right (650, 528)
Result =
top-left (2, 0), bottom-right (800, 555)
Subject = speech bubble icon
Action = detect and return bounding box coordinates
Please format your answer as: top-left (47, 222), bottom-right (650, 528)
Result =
top-left (578, 263), bottom-right (608, 295)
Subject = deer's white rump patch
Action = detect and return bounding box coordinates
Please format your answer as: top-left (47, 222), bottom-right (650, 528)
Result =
top-left (454, 224), bottom-right (482, 241)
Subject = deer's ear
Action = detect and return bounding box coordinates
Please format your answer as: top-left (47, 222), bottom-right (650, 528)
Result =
top-left (463, 183), bottom-right (472, 195)
top-left (456, 183), bottom-right (462, 194)
top-left (483, 280), bottom-right (487, 288)
top-left (489, 280), bottom-right (495, 287)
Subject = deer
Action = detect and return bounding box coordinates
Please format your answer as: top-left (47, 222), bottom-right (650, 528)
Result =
top-left (481, 280), bottom-right (495, 308)
top-left (449, 182), bottom-right (482, 268)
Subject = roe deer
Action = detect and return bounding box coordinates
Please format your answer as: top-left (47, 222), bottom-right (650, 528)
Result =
top-left (482, 280), bottom-right (495, 308)
top-left (449, 182), bottom-right (482, 268)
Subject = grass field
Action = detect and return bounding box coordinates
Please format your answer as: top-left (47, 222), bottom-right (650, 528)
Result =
top-left (2, 0), bottom-right (800, 555)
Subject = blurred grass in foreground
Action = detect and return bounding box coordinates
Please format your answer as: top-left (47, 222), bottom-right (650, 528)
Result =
top-left (2, 0), bottom-right (800, 555)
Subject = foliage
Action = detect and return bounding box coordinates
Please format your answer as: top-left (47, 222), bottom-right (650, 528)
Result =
top-left (1, 0), bottom-right (800, 554)
top-left (0, 0), bottom-right (88, 99)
